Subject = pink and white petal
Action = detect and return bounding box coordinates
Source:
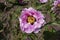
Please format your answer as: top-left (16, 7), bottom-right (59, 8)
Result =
top-left (39, 19), bottom-right (45, 24)
top-left (58, 0), bottom-right (60, 2)
top-left (27, 7), bottom-right (37, 15)
top-left (53, 1), bottom-right (58, 6)
top-left (40, 0), bottom-right (48, 3)
top-left (24, 25), bottom-right (36, 33)
top-left (34, 28), bottom-right (40, 33)
top-left (33, 22), bottom-right (42, 28)
top-left (21, 10), bottom-right (32, 17)
top-left (27, 7), bottom-right (36, 12)
top-left (37, 11), bottom-right (44, 18)
top-left (33, 11), bottom-right (44, 21)
top-left (23, 23), bottom-right (31, 28)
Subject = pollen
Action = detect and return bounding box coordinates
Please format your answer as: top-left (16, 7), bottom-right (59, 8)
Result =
top-left (27, 16), bottom-right (36, 24)
top-left (58, 4), bottom-right (60, 7)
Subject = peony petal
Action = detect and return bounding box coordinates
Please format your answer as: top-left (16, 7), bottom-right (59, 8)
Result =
top-left (53, 1), bottom-right (58, 6)
top-left (34, 28), bottom-right (40, 33)
top-left (24, 25), bottom-right (35, 33)
top-left (39, 0), bottom-right (48, 3)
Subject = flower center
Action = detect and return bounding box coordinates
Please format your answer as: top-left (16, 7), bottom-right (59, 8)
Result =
top-left (58, 4), bottom-right (60, 7)
top-left (27, 16), bottom-right (36, 24)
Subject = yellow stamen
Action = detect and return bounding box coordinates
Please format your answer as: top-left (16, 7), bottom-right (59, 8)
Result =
top-left (58, 4), bottom-right (60, 7)
top-left (27, 16), bottom-right (35, 24)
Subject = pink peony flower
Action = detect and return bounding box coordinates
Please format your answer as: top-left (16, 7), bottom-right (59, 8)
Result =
top-left (51, 0), bottom-right (60, 14)
top-left (39, 0), bottom-right (48, 3)
top-left (52, 0), bottom-right (60, 6)
top-left (19, 7), bottom-right (46, 33)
